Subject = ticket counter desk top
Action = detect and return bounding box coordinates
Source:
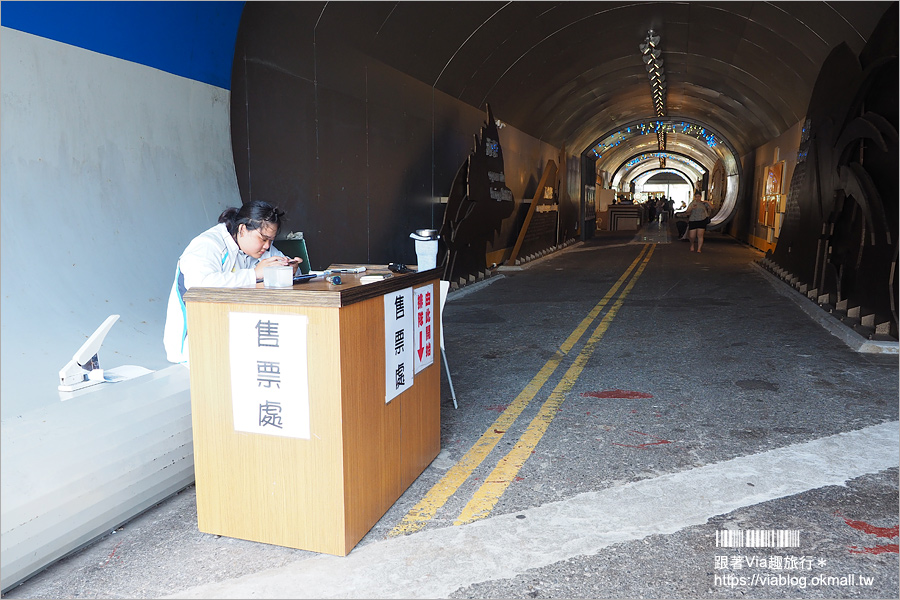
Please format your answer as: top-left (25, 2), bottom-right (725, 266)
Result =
top-left (186, 265), bottom-right (436, 306)
top-left (182, 265), bottom-right (441, 556)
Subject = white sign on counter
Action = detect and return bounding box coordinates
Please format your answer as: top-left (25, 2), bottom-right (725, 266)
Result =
top-left (413, 283), bottom-right (435, 373)
top-left (229, 312), bottom-right (310, 439)
top-left (384, 287), bottom-right (414, 403)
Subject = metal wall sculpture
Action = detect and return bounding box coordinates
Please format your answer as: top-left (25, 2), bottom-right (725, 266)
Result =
top-left (439, 105), bottom-right (515, 285)
top-left (768, 4), bottom-right (898, 339)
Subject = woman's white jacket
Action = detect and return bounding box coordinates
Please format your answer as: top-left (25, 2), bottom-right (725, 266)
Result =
top-left (164, 223), bottom-right (285, 364)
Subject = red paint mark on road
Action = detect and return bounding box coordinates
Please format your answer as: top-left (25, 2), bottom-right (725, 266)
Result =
top-left (486, 404), bottom-right (510, 413)
top-left (849, 544), bottom-right (899, 555)
top-left (837, 514), bottom-right (899, 555)
top-left (493, 429), bottom-right (505, 434)
top-left (101, 542), bottom-right (123, 567)
top-left (612, 430), bottom-right (672, 449)
top-left (515, 476), bottom-right (524, 482)
top-left (843, 518), bottom-right (899, 539)
top-left (581, 389), bottom-right (653, 399)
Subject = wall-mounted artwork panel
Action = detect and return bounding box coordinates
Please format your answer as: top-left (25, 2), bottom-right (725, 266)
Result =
top-left (764, 162), bottom-right (783, 195)
top-left (770, 4), bottom-right (898, 338)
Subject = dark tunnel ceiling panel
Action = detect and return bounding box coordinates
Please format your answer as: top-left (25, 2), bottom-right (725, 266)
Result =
top-left (316, 1), bottom-right (892, 164)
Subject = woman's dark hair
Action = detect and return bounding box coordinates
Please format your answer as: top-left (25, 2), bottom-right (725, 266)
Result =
top-left (218, 200), bottom-right (285, 237)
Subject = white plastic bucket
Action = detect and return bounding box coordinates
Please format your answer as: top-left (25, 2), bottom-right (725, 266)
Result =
top-left (263, 265), bottom-right (292, 288)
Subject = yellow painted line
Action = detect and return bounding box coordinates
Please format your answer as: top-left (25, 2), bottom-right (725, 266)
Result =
top-left (454, 244), bottom-right (655, 525)
top-left (389, 244), bottom-right (653, 537)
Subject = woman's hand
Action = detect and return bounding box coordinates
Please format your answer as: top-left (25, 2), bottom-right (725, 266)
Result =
top-left (287, 256), bottom-right (303, 274)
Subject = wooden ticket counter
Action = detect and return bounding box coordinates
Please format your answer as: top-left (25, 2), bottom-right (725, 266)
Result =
top-left (183, 266), bottom-right (441, 556)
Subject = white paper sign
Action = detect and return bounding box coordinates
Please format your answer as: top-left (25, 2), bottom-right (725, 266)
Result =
top-left (229, 312), bottom-right (310, 439)
top-left (413, 283), bottom-right (435, 373)
top-left (384, 287), bottom-right (414, 403)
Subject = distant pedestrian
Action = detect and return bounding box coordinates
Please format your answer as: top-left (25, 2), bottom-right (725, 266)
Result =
top-left (686, 191), bottom-right (713, 252)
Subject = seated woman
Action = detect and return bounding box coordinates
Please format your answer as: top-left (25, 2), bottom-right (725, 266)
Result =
top-left (163, 200), bottom-right (302, 365)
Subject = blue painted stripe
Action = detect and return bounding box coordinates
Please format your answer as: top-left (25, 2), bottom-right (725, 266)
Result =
top-left (175, 263), bottom-right (188, 356)
top-left (1, 1), bottom-right (245, 90)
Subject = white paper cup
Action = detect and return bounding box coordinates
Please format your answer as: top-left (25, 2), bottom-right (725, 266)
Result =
top-left (415, 239), bottom-right (438, 270)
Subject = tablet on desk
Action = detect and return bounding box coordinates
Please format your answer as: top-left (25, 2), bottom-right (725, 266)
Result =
top-left (292, 273), bottom-right (316, 284)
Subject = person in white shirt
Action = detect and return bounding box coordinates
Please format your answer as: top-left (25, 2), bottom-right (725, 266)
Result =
top-left (686, 191), bottom-right (713, 253)
top-left (164, 200), bottom-right (302, 364)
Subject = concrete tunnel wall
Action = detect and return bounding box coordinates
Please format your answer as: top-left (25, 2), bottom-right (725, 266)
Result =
top-left (0, 15), bottom-right (245, 413)
top-left (0, 16), bottom-right (243, 591)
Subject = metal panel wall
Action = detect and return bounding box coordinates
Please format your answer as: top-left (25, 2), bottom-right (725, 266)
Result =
top-left (230, 2), bottom-right (566, 272)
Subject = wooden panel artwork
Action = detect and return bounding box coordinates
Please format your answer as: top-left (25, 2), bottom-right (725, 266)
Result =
top-left (759, 163), bottom-right (784, 227)
top-left (508, 159), bottom-right (558, 263)
top-left (765, 162), bottom-right (783, 195)
top-left (758, 196), bottom-right (769, 225)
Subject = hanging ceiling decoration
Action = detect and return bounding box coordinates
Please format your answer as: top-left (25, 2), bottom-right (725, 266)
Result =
top-left (640, 29), bottom-right (668, 168)
top-left (640, 30), bottom-right (666, 117)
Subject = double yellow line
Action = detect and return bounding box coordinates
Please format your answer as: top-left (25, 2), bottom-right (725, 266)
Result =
top-left (390, 243), bottom-right (656, 536)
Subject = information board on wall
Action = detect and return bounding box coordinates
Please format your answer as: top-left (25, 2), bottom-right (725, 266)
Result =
top-left (384, 287), bottom-right (414, 403)
top-left (413, 283), bottom-right (435, 374)
top-left (229, 312), bottom-right (310, 439)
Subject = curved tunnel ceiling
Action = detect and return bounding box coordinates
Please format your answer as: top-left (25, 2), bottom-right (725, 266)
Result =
top-left (615, 150), bottom-right (707, 188)
top-left (324, 1), bottom-right (892, 180)
top-left (589, 118), bottom-right (732, 182)
top-left (636, 170), bottom-right (694, 188)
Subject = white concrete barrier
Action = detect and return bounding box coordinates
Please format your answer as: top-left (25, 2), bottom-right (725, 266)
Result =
top-left (1, 28), bottom-right (240, 591)
top-left (1, 366), bottom-right (194, 592)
